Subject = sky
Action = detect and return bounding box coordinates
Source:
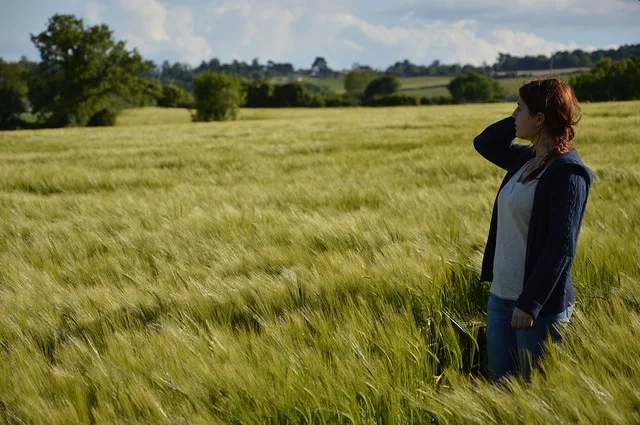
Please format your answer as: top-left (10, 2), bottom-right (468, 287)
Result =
top-left (1, 0), bottom-right (639, 70)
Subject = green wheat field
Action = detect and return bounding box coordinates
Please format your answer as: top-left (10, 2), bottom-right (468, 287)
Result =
top-left (1, 102), bottom-right (639, 424)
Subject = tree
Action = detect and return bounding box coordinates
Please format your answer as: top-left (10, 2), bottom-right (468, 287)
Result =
top-left (244, 80), bottom-right (274, 107)
top-left (570, 55), bottom-right (640, 101)
top-left (272, 82), bottom-right (324, 107)
top-left (131, 78), bottom-right (163, 107)
top-left (28, 14), bottom-right (151, 127)
top-left (157, 83), bottom-right (194, 108)
top-left (192, 72), bottom-right (245, 121)
top-left (344, 69), bottom-right (376, 97)
top-left (0, 60), bottom-right (31, 129)
top-left (447, 72), bottom-right (505, 103)
top-left (311, 57), bottom-right (330, 76)
top-left (364, 76), bottom-right (401, 100)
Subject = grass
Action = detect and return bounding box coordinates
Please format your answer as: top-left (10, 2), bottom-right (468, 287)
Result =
top-left (0, 102), bottom-right (639, 423)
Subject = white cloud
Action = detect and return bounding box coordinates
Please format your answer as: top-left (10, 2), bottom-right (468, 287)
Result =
top-left (380, 0), bottom-right (640, 29)
top-left (122, 0), bottom-right (168, 42)
top-left (119, 0), bottom-right (212, 64)
top-left (210, 2), bottom-right (252, 19)
top-left (341, 40), bottom-right (364, 53)
top-left (329, 13), bottom-right (590, 66)
top-left (204, 1), bottom-right (297, 62)
top-left (70, 0), bottom-right (634, 69)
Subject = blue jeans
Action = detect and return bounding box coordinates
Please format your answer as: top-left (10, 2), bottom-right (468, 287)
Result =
top-left (486, 293), bottom-right (573, 382)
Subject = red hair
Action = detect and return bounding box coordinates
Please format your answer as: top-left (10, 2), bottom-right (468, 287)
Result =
top-left (518, 78), bottom-right (582, 156)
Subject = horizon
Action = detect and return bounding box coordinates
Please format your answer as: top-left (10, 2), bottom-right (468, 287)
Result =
top-left (1, 0), bottom-right (639, 70)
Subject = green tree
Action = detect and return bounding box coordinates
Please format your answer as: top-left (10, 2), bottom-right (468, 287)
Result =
top-left (364, 76), bottom-right (401, 100)
top-left (192, 72), bottom-right (245, 121)
top-left (447, 72), bottom-right (505, 103)
top-left (0, 60), bottom-right (31, 129)
top-left (29, 14), bottom-right (151, 127)
top-left (272, 82), bottom-right (324, 107)
top-left (344, 69), bottom-right (376, 97)
top-left (570, 56), bottom-right (640, 102)
top-left (311, 57), bottom-right (330, 76)
top-left (244, 80), bottom-right (274, 108)
top-left (157, 83), bottom-right (194, 108)
top-left (131, 77), bottom-right (163, 107)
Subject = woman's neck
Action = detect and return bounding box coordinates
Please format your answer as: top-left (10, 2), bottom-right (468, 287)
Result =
top-left (532, 133), bottom-right (554, 158)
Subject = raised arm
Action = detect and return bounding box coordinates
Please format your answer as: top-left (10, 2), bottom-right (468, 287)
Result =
top-left (473, 116), bottom-right (531, 171)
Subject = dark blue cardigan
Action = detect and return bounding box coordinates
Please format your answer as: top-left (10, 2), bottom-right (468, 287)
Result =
top-left (473, 117), bottom-right (593, 319)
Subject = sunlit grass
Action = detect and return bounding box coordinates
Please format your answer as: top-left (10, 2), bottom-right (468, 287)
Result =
top-left (0, 102), bottom-right (639, 423)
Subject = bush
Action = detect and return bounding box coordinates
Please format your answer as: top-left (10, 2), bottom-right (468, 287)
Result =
top-left (158, 83), bottom-right (194, 108)
top-left (365, 93), bottom-right (420, 107)
top-left (344, 69), bottom-right (377, 97)
top-left (87, 108), bottom-right (118, 127)
top-left (364, 76), bottom-right (401, 100)
top-left (420, 96), bottom-right (454, 105)
top-left (570, 55), bottom-right (640, 101)
top-left (192, 72), bottom-right (245, 122)
top-left (447, 72), bottom-right (505, 103)
top-left (323, 93), bottom-right (361, 107)
top-left (244, 80), bottom-right (274, 108)
top-left (272, 82), bottom-right (324, 107)
top-left (130, 78), bottom-right (163, 107)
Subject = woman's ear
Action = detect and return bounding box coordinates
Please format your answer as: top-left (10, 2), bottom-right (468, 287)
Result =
top-left (535, 112), bottom-right (545, 127)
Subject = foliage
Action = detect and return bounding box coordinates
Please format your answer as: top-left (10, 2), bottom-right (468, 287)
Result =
top-left (87, 108), bottom-right (118, 127)
top-left (344, 69), bottom-right (377, 98)
top-left (243, 80), bottom-right (274, 108)
top-left (570, 55), bottom-right (640, 101)
top-left (192, 72), bottom-right (245, 121)
top-left (272, 82), bottom-right (325, 107)
top-left (311, 56), bottom-right (335, 77)
top-left (0, 60), bottom-right (31, 129)
top-left (447, 72), bottom-right (505, 103)
top-left (495, 44), bottom-right (640, 72)
top-left (420, 96), bottom-right (454, 105)
top-left (323, 93), bottom-right (361, 107)
top-left (364, 76), bottom-right (401, 100)
top-left (385, 59), bottom-right (476, 77)
top-left (364, 93), bottom-right (420, 106)
top-left (130, 78), bottom-right (163, 107)
top-left (157, 83), bottom-right (194, 108)
top-left (28, 14), bottom-right (151, 127)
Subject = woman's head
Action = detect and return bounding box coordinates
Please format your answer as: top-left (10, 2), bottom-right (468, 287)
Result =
top-left (512, 77), bottom-right (582, 156)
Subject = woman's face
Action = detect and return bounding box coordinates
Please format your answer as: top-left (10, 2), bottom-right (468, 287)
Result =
top-left (512, 98), bottom-right (541, 141)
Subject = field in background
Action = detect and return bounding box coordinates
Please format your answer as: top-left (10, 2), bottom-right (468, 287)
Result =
top-left (1, 102), bottom-right (639, 423)
top-left (307, 74), bottom-right (578, 99)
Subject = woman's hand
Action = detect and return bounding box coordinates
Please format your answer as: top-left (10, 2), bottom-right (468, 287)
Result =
top-left (511, 307), bottom-right (534, 329)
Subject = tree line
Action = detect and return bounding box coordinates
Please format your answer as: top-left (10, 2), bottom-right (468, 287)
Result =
top-left (1, 14), bottom-right (639, 129)
top-left (156, 46), bottom-right (640, 86)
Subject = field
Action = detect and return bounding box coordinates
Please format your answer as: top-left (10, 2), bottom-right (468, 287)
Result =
top-left (307, 75), bottom-right (577, 99)
top-left (1, 102), bottom-right (639, 424)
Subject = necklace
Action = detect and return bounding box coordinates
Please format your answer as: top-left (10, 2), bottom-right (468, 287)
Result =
top-left (518, 152), bottom-right (555, 183)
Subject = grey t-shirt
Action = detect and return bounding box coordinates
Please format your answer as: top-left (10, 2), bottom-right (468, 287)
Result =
top-left (491, 159), bottom-right (548, 300)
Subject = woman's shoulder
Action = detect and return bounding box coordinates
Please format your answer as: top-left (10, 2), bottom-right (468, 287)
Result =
top-left (545, 149), bottom-right (593, 185)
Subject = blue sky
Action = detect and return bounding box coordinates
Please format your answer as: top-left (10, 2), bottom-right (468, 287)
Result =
top-left (1, 0), bottom-right (639, 70)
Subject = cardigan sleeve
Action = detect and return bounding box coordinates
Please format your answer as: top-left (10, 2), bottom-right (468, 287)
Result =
top-left (473, 116), bottom-right (532, 171)
top-left (514, 168), bottom-right (589, 319)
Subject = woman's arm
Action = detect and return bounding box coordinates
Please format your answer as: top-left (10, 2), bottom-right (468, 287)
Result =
top-left (473, 116), bottom-right (531, 171)
top-left (514, 168), bottom-right (590, 319)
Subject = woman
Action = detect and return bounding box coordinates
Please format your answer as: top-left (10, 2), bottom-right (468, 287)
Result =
top-left (473, 78), bottom-right (593, 382)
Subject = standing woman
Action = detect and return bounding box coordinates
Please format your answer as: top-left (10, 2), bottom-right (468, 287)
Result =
top-left (473, 78), bottom-right (593, 382)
